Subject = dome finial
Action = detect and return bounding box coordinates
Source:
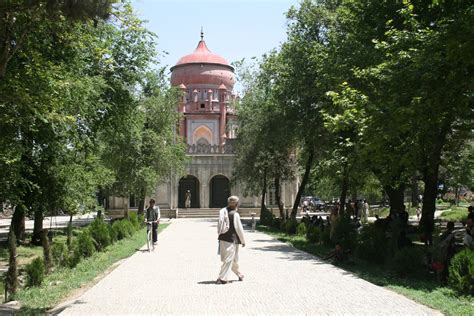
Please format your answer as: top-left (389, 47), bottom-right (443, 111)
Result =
top-left (200, 26), bottom-right (204, 41)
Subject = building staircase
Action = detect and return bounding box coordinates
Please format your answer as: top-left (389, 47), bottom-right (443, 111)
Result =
top-left (106, 207), bottom-right (278, 219)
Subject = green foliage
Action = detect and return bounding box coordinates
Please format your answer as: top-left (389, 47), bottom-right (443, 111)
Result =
top-left (439, 207), bottom-right (469, 222)
top-left (71, 230), bottom-right (96, 266)
top-left (390, 247), bottom-right (424, 276)
top-left (51, 241), bottom-right (69, 268)
top-left (321, 227), bottom-right (332, 246)
top-left (108, 224), bottom-right (118, 243)
top-left (296, 223), bottom-right (307, 237)
top-left (88, 218), bottom-right (111, 251)
top-left (112, 219), bottom-right (135, 240)
top-left (306, 226), bottom-right (321, 244)
top-left (259, 207), bottom-right (275, 226)
top-left (129, 212), bottom-right (143, 230)
top-left (448, 249), bottom-right (474, 296)
top-left (355, 225), bottom-right (387, 264)
top-left (25, 257), bottom-right (45, 287)
top-left (285, 218), bottom-right (298, 235)
top-left (332, 215), bottom-right (356, 250)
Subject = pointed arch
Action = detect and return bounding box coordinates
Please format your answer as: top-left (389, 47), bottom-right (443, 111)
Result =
top-left (192, 125), bottom-right (213, 145)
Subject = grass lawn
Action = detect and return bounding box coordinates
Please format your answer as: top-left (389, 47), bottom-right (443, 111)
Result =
top-left (11, 223), bottom-right (169, 312)
top-left (257, 225), bottom-right (474, 316)
top-left (0, 243), bottom-right (44, 270)
top-left (439, 206), bottom-right (469, 222)
top-left (370, 204), bottom-right (418, 218)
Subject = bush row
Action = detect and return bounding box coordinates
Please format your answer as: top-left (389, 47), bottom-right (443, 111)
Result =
top-left (25, 213), bottom-right (144, 288)
top-left (261, 215), bottom-right (473, 297)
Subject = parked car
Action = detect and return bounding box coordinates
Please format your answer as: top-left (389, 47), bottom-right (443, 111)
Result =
top-left (301, 196), bottom-right (326, 211)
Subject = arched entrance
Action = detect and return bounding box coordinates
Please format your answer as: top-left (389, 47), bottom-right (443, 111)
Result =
top-left (210, 175), bottom-right (230, 208)
top-left (178, 175), bottom-right (200, 208)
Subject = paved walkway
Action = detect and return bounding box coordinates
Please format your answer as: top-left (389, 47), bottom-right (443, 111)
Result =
top-left (59, 219), bottom-right (439, 315)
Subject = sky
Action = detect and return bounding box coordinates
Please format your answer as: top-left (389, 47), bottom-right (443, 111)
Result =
top-left (131, 0), bottom-right (298, 73)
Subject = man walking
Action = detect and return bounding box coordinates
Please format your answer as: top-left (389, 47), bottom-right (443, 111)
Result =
top-left (145, 199), bottom-right (160, 244)
top-left (216, 196), bottom-right (245, 284)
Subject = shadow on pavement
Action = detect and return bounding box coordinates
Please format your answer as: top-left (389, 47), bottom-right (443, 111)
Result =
top-left (197, 280), bottom-right (236, 285)
top-left (250, 241), bottom-right (326, 263)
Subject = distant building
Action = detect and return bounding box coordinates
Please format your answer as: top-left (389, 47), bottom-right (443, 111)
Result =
top-left (107, 32), bottom-right (298, 215)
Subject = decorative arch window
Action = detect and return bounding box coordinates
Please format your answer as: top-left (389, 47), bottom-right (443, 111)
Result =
top-left (192, 125), bottom-right (213, 145)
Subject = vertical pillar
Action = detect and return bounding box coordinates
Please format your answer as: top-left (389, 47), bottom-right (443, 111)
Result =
top-left (218, 84), bottom-right (227, 148)
top-left (178, 84), bottom-right (187, 142)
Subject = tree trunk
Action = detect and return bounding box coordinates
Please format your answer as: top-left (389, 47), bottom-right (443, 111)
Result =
top-left (31, 207), bottom-right (43, 246)
top-left (123, 196), bottom-right (129, 219)
top-left (351, 187), bottom-right (357, 203)
top-left (41, 229), bottom-right (52, 274)
top-left (411, 177), bottom-right (419, 207)
top-left (274, 176), bottom-right (284, 218)
top-left (291, 150), bottom-right (314, 218)
top-left (67, 213), bottom-right (73, 247)
top-left (339, 168), bottom-right (349, 215)
top-left (11, 204), bottom-right (25, 243)
top-left (454, 186), bottom-right (460, 206)
top-left (137, 188), bottom-right (146, 216)
top-left (6, 228), bottom-right (18, 297)
top-left (384, 183), bottom-right (405, 215)
top-left (420, 165), bottom-right (439, 245)
top-left (138, 199), bottom-right (145, 216)
top-left (260, 169), bottom-right (267, 214)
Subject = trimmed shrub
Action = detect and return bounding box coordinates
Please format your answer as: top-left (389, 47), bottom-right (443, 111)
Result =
top-left (272, 217), bottom-right (283, 229)
top-left (390, 246), bottom-right (424, 276)
top-left (51, 240), bottom-right (69, 267)
top-left (74, 230), bottom-right (96, 259)
top-left (25, 257), bottom-right (45, 287)
top-left (112, 219), bottom-right (135, 240)
top-left (306, 226), bottom-right (321, 243)
top-left (355, 225), bottom-right (387, 264)
top-left (259, 207), bottom-right (275, 226)
top-left (108, 224), bottom-right (118, 243)
top-left (448, 249), bottom-right (474, 296)
top-left (332, 215), bottom-right (357, 250)
top-left (89, 218), bottom-right (111, 251)
top-left (279, 220), bottom-right (287, 232)
top-left (285, 218), bottom-right (298, 235)
top-left (296, 223), bottom-right (307, 236)
top-left (129, 212), bottom-right (141, 230)
top-left (321, 227), bottom-right (332, 245)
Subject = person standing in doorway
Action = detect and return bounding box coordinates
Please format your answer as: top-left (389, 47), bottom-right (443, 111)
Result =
top-left (145, 199), bottom-right (160, 244)
top-left (216, 196), bottom-right (245, 284)
top-left (185, 190), bottom-right (191, 209)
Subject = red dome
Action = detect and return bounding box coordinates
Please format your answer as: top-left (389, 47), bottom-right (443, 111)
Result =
top-left (171, 40), bottom-right (232, 70)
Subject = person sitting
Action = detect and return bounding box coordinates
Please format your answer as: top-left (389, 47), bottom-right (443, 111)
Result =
top-left (324, 242), bottom-right (351, 264)
top-left (463, 218), bottom-right (474, 250)
top-left (438, 221), bottom-right (456, 281)
top-left (467, 205), bottom-right (474, 221)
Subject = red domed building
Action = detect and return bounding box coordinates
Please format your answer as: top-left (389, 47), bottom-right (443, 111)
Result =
top-left (108, 32), bottom-right (298, 216)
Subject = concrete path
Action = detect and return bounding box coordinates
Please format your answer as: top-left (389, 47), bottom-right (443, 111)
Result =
top-left (59, 219), bottom-right (440, 315)
top-left (0, 213), bottom-right (96, 238)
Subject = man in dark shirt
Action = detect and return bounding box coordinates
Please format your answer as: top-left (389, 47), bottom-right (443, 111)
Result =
top-left (216, 196), bottom-right (246, 284)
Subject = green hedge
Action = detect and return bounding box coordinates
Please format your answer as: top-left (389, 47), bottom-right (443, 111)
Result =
top-left (448, 249), bottom-right (474, 296)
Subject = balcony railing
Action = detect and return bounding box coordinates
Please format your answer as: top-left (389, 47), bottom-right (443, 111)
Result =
top-left (186, 143), bottom-right (235, 154)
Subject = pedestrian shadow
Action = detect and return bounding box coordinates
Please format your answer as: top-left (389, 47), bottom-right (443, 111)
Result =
top-left (136, 248), bottom-right (151, 253)
top-left (197, 280), bottom-right (236, 285)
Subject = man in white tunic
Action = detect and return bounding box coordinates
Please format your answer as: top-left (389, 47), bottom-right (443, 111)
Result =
top-left (216, 196), bottom-right (245, 284)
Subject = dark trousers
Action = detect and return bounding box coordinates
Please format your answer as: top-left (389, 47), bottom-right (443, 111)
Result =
top-left (147, 222), bottom-right (158, 242)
